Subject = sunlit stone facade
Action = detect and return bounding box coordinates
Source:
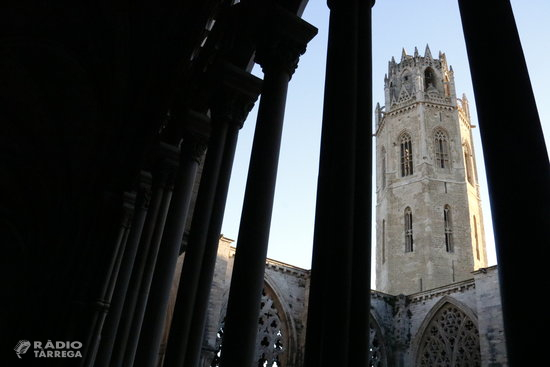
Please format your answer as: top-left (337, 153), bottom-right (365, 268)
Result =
top-left (374, 46), bottom-right (487, 295)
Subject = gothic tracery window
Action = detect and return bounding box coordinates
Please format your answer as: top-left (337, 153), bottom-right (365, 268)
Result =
top-left (417, 303), bottom-right (481, 367)
top-left (444, 205), bottom-right (453, 252)
top-left (400, 133), bottom-right (413, 177)
top-left (404, 207), bottom-right (414, 252)
top-left (434, 129), bottom-right (450, 170)
top-left (369, 318), bottom-right (387, 367)
top-left (211, 285), bottom-right (287, 367)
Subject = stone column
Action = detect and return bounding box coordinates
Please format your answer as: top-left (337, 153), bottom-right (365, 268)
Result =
top-left (94, 171), bottom-right (152, 367)
top-left (134, 113), bottom-right (208, 367)
top-left (110, 144), bottom-right (179, 367)
top-left (304, 1), bottom-right (374, 366)
top-left (458, 1), bottom-right (549, 365)
top-left (348, 2), bottom-right (374, 366)
top-left (163, 63), bottom-right (261, 367)
top-left (219, 6), bottom-right (317, 367)
top-left (81, 191), bottom-right (134, 367)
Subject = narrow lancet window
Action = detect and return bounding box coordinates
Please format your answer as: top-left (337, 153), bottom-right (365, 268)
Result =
top-left (424, 67), bottom-right (436, 90)
top-left (435, 130), bottom-right (450, 169)
top-left (382, 219), bottom-right (386, 263)
top-left (444, 205), bottom-right (453, 252)
top-left (381, 147), bottom-right (387, 189)
top-left (464, 143), bottom-right (475, 185)
top-left (405, 207), bottom-right (413, 252)
top-left (400, 133), bottom-right (413, 176)
top-left (474, 215), bottom-right (480, 260)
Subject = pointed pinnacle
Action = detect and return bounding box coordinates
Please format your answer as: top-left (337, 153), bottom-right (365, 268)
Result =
top-left (425, 44), bottom-right (432, 58)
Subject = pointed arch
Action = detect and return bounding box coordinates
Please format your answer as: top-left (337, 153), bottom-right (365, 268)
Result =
top-left (210, 278), bottom-right (296, 367)
top-left (433, 128), bottom-right (451, 170)
top-left (424, 67), bottom-right (437, 91)
top-left (368, 311), bottom-right (388, 367)
top-left (413, 296), bottom-right (481, 367)
top-left (399, 132), bottom-right (413, 177)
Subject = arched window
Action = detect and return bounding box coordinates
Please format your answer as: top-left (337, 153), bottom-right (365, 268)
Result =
top-left (424, 67), bottom-right (436, 90)
top-left (464, 143), bottom-right (475, 185)
top-left (369, 316), bottom-right (388, 366)
top-left (434, 129), bottom-right (450, 169)
top-left (211, 285), bottom-right (288, 367)
top-left (400, 133), bottom-right (413, 177)
top-left (444, 205), bottom-right (453, 252)
top-left (404, 207), bottom-right (413, 252)
top-left (416, 302), bottom-right (481, 366)
top-left (381, 147), bottom-right (386, 189)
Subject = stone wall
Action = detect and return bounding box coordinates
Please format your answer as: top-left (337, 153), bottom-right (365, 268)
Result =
top-left (163, 237), bottom-right (506, 367)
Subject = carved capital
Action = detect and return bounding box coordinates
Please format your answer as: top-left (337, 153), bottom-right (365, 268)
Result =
top-left (209, 62), bottom-right (262, 129)
top-left (156, 142), bottom-right (180, 189)
top-left (253, 4), bottom-right (317, 78)
top-left (179, 110), bottom-right (210, 163)
top-left (180, 130), bottom-right (208, 163)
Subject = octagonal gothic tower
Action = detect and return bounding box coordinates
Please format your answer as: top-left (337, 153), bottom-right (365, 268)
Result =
top-left (374, 46), bottom-right (487, 295)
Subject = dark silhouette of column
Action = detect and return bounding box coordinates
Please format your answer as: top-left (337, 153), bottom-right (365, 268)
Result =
top-left (135, 113), bottom-right (208, 367)
top-left (219, 6), bottom-right (317, 367)
top-left (304, 1), bottom-right (374, 366)
top-left (94, 171), bottom-right (152, 367)
top-left (348, 2), bottom-right (374, 366)
top-left (458, 1), bottom-right (549, 365)
top-left (163, 63), bottom-right (261, 367)
top-left (82, 192), bottom-right (134, 367)
top-left (111, 144), bottom-right (179, 367)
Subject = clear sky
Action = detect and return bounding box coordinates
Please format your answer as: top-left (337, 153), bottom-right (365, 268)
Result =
top-left (220, 0), bottom-right (550, 284)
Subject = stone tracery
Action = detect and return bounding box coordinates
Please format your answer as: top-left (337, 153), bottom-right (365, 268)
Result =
top-left (211, 285), bottom-right (287, 367)
top-left (368, 317), bottom-right (387, 367)
top-left (417, 302), bottom-right (481, 367)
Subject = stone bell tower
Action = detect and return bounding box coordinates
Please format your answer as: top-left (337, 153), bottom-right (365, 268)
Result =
top-left (374, 46), bottom-right (487, 295)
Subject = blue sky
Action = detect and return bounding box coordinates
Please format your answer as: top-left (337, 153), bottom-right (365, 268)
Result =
top-left (220, 0), bottom-right (550, 281)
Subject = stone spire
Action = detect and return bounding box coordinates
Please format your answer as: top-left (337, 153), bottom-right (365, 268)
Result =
top-left (424, 44), bottom-right (433, 60)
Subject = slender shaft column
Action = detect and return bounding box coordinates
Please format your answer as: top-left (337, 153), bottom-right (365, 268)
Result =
top-left (183, 126), bottom-right (238, 367)
top-left (95, 171), bottom-right (152, 367)
top-left (220, 7), bottom-right (317, 367)
top-left (348, 2), bottom-right (374, 366)
top-left (112, 146), bottom-right (179, 367)
top-left (161, 115), bottom-right (227, 367)
top-left (458, 1), bottom-right (549, 365)
top-left (163, 63), bottom-right (261, 367)
top-left (82, 192), bottom-right (134, 367)
top-left (135, 116), bottom-right (208, 367)
top-left (304, 0), bottom-right (375, 365)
